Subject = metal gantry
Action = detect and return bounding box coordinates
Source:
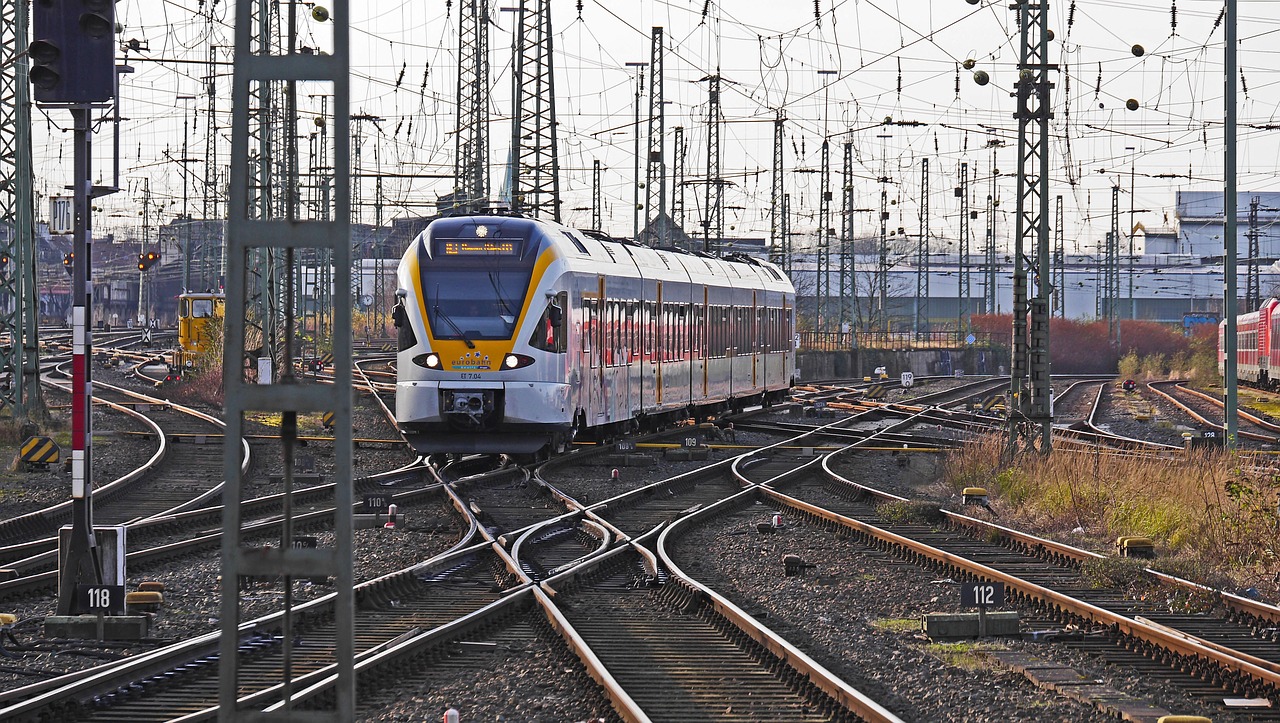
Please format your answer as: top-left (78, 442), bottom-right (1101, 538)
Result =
top-left (223, 1), bottom-right (354, 719)
top-left (0, 0), bottom-right (42, 420)
top-left (644, 26), bottom-right (666, 245)
top-left (1008, 0), bottom-right (1055, 455)
top-left (455, 0), bottom-right (489, 212)
top-left (510, 0), bottom-right (561, 221)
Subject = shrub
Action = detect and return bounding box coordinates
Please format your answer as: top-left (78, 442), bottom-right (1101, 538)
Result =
top-left (1117, 351), bottom-right (1140, 378)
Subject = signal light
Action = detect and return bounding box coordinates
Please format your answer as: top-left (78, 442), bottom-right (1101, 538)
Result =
top-left (63, 252), bottom-right (74, 276)
top-left (30, 0), bottom-right (118, 104)
top-left (138, 251), bottom-right (160, 271)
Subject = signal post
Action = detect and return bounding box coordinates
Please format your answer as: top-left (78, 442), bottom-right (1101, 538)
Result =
top-left (30, 0), bottom-right (124, 621)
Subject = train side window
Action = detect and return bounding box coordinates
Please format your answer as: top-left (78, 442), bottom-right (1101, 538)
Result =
top-left (179, 299), bottom-right (191, 318)
top-left (528, 294), bottom-right (567, 353)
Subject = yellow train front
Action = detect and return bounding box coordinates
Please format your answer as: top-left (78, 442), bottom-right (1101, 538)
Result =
top-left (175, 291), bottom-right (225, 370)
top-left (394, 214), bottom-right (796, 456)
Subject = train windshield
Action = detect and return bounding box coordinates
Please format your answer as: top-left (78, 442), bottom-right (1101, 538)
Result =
top-left (419, 220), bottom-right (539, 341)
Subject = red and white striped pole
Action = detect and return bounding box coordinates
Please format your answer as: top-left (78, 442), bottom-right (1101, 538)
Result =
top-left (56, 108), bottom-right (103, 615)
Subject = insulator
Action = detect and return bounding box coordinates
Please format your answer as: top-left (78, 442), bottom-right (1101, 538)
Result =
top-left (1170, 1), bottom-right (1177, 33)
top-left (1068, 1), bottom-right (1076, 28)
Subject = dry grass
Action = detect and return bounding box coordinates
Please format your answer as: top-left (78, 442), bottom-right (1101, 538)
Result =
top-left (942, 435), bottom-right (1280, 594)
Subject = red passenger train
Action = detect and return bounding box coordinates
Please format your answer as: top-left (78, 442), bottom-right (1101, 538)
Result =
top-left (1219, 298), bottom-right (1280, 388)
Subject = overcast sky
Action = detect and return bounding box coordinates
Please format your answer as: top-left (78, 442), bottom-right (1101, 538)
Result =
top-left (32, 0), bottom-right (1280, 254)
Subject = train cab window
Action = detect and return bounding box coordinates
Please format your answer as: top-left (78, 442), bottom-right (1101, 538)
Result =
top-left (190, 299), bottom-right (215, 318)
top-left (528, 293), bottom-right (567, 353)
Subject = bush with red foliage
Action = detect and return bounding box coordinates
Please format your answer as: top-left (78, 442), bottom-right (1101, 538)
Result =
top-left (967, 314), bottom-right (1193, 374)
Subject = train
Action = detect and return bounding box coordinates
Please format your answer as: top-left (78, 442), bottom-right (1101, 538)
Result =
top-left (1219, 297), bottom-right (1280, 388)
top-left (175, 290), bottom-right (225, 369)
top-left (393, 213), bottom-right (797, 455)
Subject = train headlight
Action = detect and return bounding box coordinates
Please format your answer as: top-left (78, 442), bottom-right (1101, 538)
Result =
top-left (503, 353), bottom-right (534, 369)
top-left (413, 353), bottom-right (441, 369)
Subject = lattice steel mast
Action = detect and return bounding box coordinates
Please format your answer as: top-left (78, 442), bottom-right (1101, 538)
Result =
top-left (203, 37), bottom-right (221, 288)
top-left (510, 0), bottom-right (560, 220)
top-left (591, 159), bottom-right (602, 231)
top-left (701, 72), bottom-right (722, 254)
top-left (644, 26), bottom-right (666, 245)
top-left (839, 141), bottom-right (854, 333)
top-left (1246, 196), bottom-right (1260, 311)
top-left (958, 161), bottom-right (971, 334)
top-left (455, 0), bottom-right (488, 213)
top-left (817, 139), bottom-right (831, 329)
top-left (877, 182), bottom-right (889, 333)
top-left (672, 125), bottom-right (686, 238)
top-left (915, 157), bottom-right (929, 338)
top-left (770, 111), bottom-right (785, 270)
top-left (1107, 185), bottom-right (1120, 344)
top-left (0, 0), bottom-right (42, 418)
top-left (1053, 194), bottom-right (1064, 317)
top-left (1008, 0), bottom-right (1056, 454)
top-left (243, 0), bottom-right (284, 367)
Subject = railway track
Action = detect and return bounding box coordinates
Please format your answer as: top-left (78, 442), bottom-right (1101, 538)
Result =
top-left (6, 381), bottom-right (1274, 720)
top-left (0, 375), bottom-right (249, 549)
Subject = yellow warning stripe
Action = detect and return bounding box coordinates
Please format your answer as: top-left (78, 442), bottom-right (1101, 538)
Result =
top-left (21, 437), bottom-right (60, 463)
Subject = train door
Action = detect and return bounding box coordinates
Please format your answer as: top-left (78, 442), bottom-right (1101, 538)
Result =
top-left (700, 286), bottom-right (708, 399)
top-left (598, 276), bottom-right (608, 423)
top-left (655, 282), bottom-right (663, 406)
top-left (752, 291), bottom-right (759, 390)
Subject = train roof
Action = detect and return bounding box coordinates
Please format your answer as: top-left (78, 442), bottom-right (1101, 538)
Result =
top-left (414, 213), bottom-right (793, 294)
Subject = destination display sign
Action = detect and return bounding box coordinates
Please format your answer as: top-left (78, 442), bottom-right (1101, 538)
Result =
top-left (437, 239), bottom-right (519, 256)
